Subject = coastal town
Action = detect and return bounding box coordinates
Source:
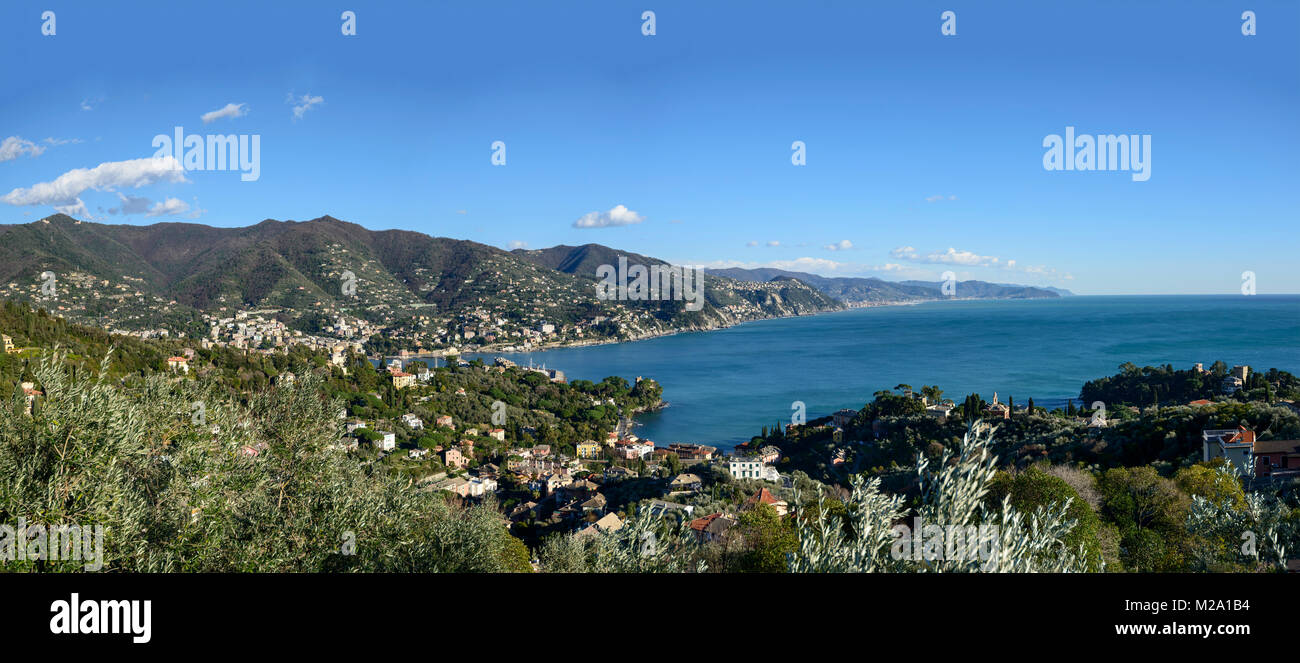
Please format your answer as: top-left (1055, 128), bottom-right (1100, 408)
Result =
top-left (327, 353), bottom-right (801, 549)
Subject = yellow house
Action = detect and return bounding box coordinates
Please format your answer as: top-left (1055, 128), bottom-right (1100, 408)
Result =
top-left (1, 334), bottom-right (15, 354)
top-left (576, 441), bottom-right (602, 459)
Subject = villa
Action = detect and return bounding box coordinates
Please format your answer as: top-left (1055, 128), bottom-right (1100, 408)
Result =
top-left (728, 455), bottom-right (763, 480)
top-left (391, 371), bottom-right (415, 389)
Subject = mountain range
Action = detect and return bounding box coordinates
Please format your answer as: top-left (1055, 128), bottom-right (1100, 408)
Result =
top-left (0, 215), bottom-right (839, 340)
top-left (708, 267), bottom-right (1067, 305)
top-left (0, 215), bottom-right (1073, 347)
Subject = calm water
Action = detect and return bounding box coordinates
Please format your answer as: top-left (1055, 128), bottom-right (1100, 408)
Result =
top-left (472, 296), bottom-right (1300, 449)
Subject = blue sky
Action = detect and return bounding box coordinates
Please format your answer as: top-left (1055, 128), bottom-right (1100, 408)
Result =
top-left (1, 1), bottom-right (1296, 294)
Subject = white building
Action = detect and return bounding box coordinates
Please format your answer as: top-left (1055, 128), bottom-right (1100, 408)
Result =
top-left (729, 456), bottom-right (763, 480)
top-left (926, 402), bottom-right (954, 421)
top-left (376, 431), bottom-right (396, 452)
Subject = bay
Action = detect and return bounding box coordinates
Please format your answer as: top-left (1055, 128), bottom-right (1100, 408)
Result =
top-left (473, 295), bottom-right (1298, 450)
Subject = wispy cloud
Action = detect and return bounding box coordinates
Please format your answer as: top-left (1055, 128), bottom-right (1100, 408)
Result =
top-left (891, 246), bottom-right (1000, 267)
top-left (925, 194), bottom-right (958, 202)
top-left (890, 245), bottom-right (1072, 281)
top-left (201, 102), bottom-right (248, 123)
top-left (824, 239), bottom-right (853, 251)
top-left (2, 156), bottom-right (187, 218)
top-left (573, 204), bottom-right (644, 228)
top-left (146, 197), bottom-right (192, 217)
top-left (0, 136), bottom-right (45, 162)
top-left (287, 93), bottom-right (324, 120)
top-left (507, 240), bottom-right (528, 249)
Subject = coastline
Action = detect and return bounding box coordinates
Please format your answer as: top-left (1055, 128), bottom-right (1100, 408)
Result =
top-left (433, 296), bottom-right (1057, 359)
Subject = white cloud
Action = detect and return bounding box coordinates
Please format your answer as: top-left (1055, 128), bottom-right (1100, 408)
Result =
top-left (54, 200), bottom-right (90, 218)
top-left (745, 241), bottom-right (758, 247)
top-left (891, 246), bottom-right (998, 267)
top-left (767, 240), bottom-right (781, 247)
top-left (508, 240), bottom-right (528, 249)
top-left (0, 137), bottom-right (45, 162)
top-left (573, 204), bottom-right (645, 228)
top-left (146, 197), bottom-right (191, 217)
top-left (2, 156), bottom-right (187, 216)
top-left (824, 239), bottom-right (853, 251)
top-left (890, 245), bottom-right (1071, 283)
top-left (925, 194), bottom-right (958, 202)
top-left (43, 137), bottom-right (82, 146)
top-left (288, 93), bottom-right (324, 120)
top-left (201, 102), bottom-right (249, 123)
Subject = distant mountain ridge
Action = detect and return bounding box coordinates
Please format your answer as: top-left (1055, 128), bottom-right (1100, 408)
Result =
top-left (709, 267), bottom-right (1063, 304)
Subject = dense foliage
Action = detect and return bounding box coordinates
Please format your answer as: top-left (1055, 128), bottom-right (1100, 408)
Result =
top-left (0, 352), bottom-right (528, 572)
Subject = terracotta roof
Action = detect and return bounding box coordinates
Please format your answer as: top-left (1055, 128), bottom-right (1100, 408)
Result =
top-left (690, 513), bottom-right (723, 532)
top-left (745, 488), bottom-right (785, 507)
top-left (1225, 426), bottom-right (1256, 445)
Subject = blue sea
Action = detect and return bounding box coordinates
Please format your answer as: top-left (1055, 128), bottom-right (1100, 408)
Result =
top-left (472, 296), bottom-right (1299, 450)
